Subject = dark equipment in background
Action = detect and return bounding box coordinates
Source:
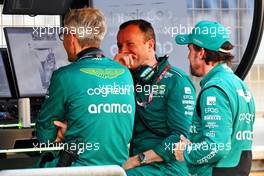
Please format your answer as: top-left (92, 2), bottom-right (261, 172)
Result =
top-left (2, 0), bottom-right (90, 15)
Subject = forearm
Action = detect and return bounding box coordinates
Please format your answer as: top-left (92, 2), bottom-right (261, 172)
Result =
top-left (123, 149), bottom-right (163, 170)
top-left (183, 140), bottom-right (231, 165)
top-left (143, 149), bottom-right (163, 164)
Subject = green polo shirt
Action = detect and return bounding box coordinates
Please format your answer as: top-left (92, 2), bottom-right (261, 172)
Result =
top-left (36, 55), bottom-right (135, 167)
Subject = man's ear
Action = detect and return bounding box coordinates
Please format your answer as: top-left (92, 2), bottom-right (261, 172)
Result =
top-left (71, 34), bottom-right (82, 56)
top-left (198, 48), bottom-right (206, 60)
top-left (147, 39), bottom-right (155, 51)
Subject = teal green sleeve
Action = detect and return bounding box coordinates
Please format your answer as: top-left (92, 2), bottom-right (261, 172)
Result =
top-left (184, 87), bottom-right (232, 165)
top-left (35, 70), bottom-right (66, 143)
top-left (154, 76), bottom-right (196, 162)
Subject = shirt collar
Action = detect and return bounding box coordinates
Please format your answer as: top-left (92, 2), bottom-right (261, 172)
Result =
top-left (200, 62), bottom-right (233, 88)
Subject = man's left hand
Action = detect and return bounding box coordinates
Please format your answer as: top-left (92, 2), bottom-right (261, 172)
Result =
top-left (174, 135), bottom-right (191, 161)
top-left (54, 120), bottom-right (67, 143)
top-left (122, 155), bottom-right (140, 170)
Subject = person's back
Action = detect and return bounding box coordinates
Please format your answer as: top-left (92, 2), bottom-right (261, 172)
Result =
top-left (37, 54), bottom-right (135, 166)
top-left (35, 7), bottom-right (135, 167)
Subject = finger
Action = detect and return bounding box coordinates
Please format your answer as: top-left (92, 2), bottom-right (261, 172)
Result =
top-left (123, 56), bottom-right (131, 68)
top-left (129, 54), bottom-right (137, 60)
top-left (54, 121), bottom-right (67, 129)
top-left (114, 54), bottom-right (123, 61)
top-left (128, 54), bottom-right (138, 69)
top-left (54, 137), bottom-right (61, 143)
top-left (180, 134), bottom-right (187, 141)
top-left (176, 152), bottom-right (184, 161)
top-left (180, 135), bottom-right (191, 144)
top-left (54, 130), bottom-right (64, 143)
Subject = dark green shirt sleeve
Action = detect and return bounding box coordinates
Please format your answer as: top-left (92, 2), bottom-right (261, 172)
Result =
top-left (154, 75), bottom-right (196, 162)
top-left (184, 87), bottom-right (232, 165)
top-left (35, 70), bottom-right (66, 143)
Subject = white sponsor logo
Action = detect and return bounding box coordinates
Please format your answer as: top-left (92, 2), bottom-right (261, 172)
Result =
top-left (184, 105), bottom-right (194, 111)
top-left (190, 125), bottom-right (198, 133)
top-left (236, 89), bottom-right (252, 103)
top-left (205, 131), bottom-right (215, 137)
top-left (87, 83), bottom-right (132, 97)
top-left (205, 122), bottom-right (219, 129)
top-left (183, 95), bottom-right (194, 99)
top-left (236, 130), bottom-right (253, 141)
top-left (185, 111), bottom-right (193, 116)
top-left (204, 115), bottom-right (221, 121)
top-left (88, 103), bottom-right (132, 114)
top-left (239, 113), bottom-right (254, 124)
top-left (163, 72), bottom-right (173, 78)
top-left (182, 100), bottom-right (195, 105)
top-left (193, 38), bottom-right (204, 45)
top-left (205, 108), bottom-right (219, 114)
top-left (206, 96), bottom-right (216, 106)
top-left (152, 85), bottom-right (166, 97)
top-left (184, 87), bottom-right (192, 94)
top-left (197, 148), bottom-right (217, 164)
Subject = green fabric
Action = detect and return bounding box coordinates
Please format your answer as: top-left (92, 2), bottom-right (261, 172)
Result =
top-left (184, 63), bottom-right (255, 176)
top-left (175, 20), bottom-right (230, 52)
top-left (35, 55), bottom-right (135, 167)
top-left (129, 60), bottom-right (196, 175)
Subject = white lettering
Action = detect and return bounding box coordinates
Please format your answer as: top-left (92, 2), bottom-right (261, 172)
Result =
top-left (88, 104), bottom-right (97, 114)
top-left (205, 108), bottom-right (219, 114)
top-left (87, 83), bottom-right (133, 97)
top-left (204, 115), bottom-right (221, 120)
top-left (239, 113), bottom-right (254, 124)
top-left (236, 130), bottom-right (253, 141)
top-left (206, 96), bottom-right (216, 106)
top-left (88, 104), bottom-right (133, 114)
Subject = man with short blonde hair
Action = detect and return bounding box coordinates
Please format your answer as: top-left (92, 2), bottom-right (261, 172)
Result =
top-left (36, 7), bottom-right (135, 167)
top-left (63, 7), bottom-right (106, 47)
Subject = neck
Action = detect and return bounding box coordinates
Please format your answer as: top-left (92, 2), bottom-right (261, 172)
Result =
top-left (79, 45), bottom-right (100, 52)
top-left (204, 61), bottom-right (222, 75)
top-left (144, 53), bottom-right (158, 67)
top-left (75, 45), bottom-right (100, 57)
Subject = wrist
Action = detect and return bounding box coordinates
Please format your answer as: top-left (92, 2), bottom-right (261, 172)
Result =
top-left (137, 152), bottom-right (148, 165)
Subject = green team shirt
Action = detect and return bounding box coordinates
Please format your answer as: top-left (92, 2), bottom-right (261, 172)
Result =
top-left (131, 60), bottom-right (196, 175)
top-left (35, 54), bottom-right (135, 167)
top-left (184, 63), bottom-right (255, 176)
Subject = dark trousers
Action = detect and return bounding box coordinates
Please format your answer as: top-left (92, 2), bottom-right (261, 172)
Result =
top-left (212, 151), bottom-right (252, 176)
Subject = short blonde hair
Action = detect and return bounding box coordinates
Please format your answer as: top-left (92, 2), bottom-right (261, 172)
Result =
top-left (64, 7), bottom-right (107, 47)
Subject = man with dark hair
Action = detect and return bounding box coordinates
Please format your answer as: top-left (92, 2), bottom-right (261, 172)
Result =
top-left (174, 20), bottom-right (255, 176)
top-left (115, 19), bottom-right (196, 176)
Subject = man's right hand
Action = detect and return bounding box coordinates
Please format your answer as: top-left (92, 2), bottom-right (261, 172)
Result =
top-left (54, 120), bottom-right (67, 143)
top-left (114, 53), bottom-right (137, 69)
